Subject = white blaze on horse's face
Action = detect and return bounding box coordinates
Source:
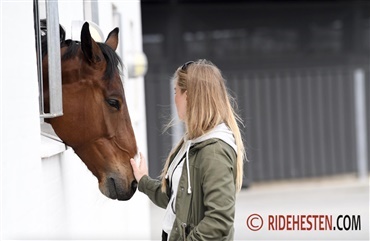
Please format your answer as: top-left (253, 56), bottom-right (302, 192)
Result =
top-left (43, 22), bottom-right (138, 201)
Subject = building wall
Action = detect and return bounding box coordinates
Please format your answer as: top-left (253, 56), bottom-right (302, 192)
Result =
top-left (141, 1), bottom-right (370, 185)
top-left (1, 2), bottom-right (46, 238)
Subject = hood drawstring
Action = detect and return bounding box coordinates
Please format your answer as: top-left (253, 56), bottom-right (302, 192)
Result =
top-left (185, 142), bottom-right (192, 194)
top-left (165, 140), bottom-right (192, 194)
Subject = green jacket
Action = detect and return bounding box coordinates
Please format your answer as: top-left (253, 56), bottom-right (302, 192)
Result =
top-left (138, 138), bottom-right (237, 241)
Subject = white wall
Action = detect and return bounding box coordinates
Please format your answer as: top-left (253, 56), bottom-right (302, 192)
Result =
top-left (39, 145), bottom-right (151, 240)
top-left (1, 1), bottom-right (46, 239)
top-left (1, 0), bottom-right (151, 240)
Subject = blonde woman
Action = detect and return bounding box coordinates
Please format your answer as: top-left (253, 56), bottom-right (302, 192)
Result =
top-left (130, 59), bottom-right (245, 241)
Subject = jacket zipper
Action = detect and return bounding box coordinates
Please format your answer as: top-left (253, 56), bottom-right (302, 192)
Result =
top-left (181, 222), bottom-right (187, 240)
top-left (169, 157), bottom-right (185, 191)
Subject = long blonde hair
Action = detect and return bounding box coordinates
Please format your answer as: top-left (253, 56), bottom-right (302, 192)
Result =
top-left (161, 59), bottom-right (246, 192)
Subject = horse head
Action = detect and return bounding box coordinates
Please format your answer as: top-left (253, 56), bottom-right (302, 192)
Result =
top-left (42, 22), bottom-right (138, 200)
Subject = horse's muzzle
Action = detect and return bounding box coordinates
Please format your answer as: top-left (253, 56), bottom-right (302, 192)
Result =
top-left (103, 177), bottom-right (137, 201)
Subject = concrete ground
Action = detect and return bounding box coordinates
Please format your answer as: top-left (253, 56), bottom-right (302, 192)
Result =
top-left (149, 174), bottom-right (369, 241)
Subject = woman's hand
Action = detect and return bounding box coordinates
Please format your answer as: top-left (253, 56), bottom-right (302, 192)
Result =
top-left (130, 152), bottom-right (148, 182)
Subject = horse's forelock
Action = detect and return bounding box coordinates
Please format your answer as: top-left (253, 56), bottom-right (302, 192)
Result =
top-left (59, 40), bottom-right (122, 82)
top-left (61, 40), bottom-right (79, 60)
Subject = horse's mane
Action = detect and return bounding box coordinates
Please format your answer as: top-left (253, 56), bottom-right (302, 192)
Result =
top-left (40, 20), bottom-right (122, 80)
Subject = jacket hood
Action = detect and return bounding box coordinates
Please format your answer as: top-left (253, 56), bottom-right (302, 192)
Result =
top-left (166, 123), bottom-right (237, 194)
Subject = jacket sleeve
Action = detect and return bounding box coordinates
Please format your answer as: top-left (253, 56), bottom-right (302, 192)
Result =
top-left (187, 143), bottom-right (236, 240)
top-left (138, 175), bottom-right (169, 209)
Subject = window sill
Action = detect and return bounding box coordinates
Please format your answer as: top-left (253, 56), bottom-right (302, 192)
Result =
top-left (40, 123), bottom-right (67, 158)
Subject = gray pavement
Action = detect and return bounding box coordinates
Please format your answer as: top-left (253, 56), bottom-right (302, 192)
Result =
top-left (149, 175), bottom-right (369, 241)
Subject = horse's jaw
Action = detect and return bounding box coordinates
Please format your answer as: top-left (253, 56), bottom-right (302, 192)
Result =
top-left (71, 139), bottom-right (138, 201)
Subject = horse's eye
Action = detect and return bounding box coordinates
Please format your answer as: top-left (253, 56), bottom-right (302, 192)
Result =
top-left (106, 99), bottom-right (120, 110)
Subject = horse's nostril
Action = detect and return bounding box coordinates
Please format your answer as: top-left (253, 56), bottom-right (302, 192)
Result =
top-left (131, 180), bottom-right (138, 191)
top-left (108, 177), bottom-right (118, 199)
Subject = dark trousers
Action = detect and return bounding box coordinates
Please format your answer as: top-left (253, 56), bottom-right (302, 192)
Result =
top-left (162, 230), bottom-right (168, 241)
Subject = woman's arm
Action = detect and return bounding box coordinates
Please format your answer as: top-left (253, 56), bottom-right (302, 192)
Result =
top-left (131, 153), bottom-right (169, 209)
top-left (138, 175), bottom-right (169, 209)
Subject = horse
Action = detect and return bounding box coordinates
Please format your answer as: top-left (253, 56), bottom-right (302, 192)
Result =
top-left (40, 20), bottom-right (138, 201)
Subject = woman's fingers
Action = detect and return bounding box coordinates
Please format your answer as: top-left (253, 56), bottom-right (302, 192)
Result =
top-left (130, 152), bottom-right (148, 182)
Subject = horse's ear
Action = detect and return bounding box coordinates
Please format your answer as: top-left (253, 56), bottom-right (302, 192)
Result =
top-left (105, 28), bottom-right (119, 51)
top-left (81, 22), bottom-right (102, 64)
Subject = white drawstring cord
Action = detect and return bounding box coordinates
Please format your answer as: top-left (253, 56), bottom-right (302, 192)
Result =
top-left (185, 142), bottom-right (192, 194)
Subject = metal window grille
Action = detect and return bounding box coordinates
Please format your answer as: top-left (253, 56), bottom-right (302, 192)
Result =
top-left (34, 0), bottom-right (63, 118)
